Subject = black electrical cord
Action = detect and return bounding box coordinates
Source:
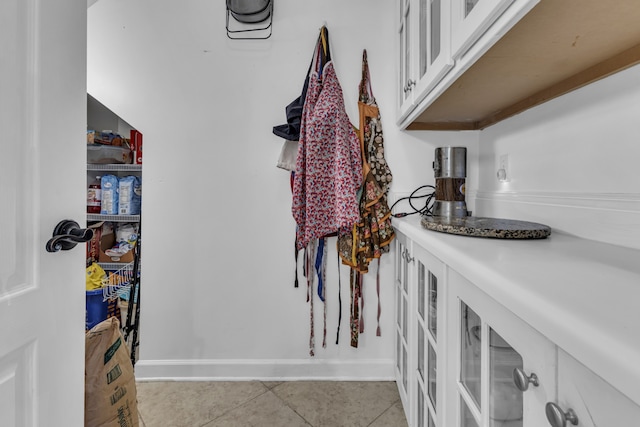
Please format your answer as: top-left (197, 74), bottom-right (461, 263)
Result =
top-left (390, 184), bottom-right (436, 218)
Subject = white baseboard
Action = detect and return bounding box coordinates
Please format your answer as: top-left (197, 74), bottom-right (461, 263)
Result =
top-left (475, 191), bottom-right (640, 250)
top-left (134, 358), bottom-right (396, 382)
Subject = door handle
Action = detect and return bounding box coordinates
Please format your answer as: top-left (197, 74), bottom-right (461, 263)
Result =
top-left (45, 220), bottom-right (94, 252)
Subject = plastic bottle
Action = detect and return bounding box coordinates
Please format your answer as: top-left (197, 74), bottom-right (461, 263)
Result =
top-left (87, 176), bottom-right (101, 214)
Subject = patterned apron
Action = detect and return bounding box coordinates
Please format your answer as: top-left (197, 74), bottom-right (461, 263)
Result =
top-left (338, 50), bottom-right (395, 347)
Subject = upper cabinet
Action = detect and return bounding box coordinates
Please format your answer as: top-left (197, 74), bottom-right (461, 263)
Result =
top-left (398, 0), bottom-right (414, 119)
top-left (450, 0), bottom-right (514, 59)
top-left (398, 0), bottom-right (640, 130)
top-left (398, 0), bottom-right (454, 123)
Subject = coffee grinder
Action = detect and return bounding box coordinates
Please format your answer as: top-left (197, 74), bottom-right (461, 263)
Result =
top-left (432, 146), bottom-right (468, 218)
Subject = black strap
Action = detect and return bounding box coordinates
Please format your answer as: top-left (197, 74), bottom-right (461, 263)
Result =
top-left (336, 246), bottom-right (342, 345)
top-left (294, 240), bottom-right (299, 288)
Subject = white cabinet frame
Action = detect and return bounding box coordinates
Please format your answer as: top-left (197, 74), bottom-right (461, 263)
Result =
top-left (450, 0), bottom-right (515, 59)
top-left (447, 268), bottom-right (556, 427)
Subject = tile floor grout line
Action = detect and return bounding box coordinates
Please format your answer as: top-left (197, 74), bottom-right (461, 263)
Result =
top-left (269, 383), bottom-right (315, 427)
top-left (366, 397), bottom-right (403, 427)
top-left (135, 380), bottom-right (406, 427)
top-left (199, 383), bottom-right (273, 427)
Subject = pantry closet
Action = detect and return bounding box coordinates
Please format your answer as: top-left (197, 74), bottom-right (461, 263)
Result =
top-left (86, 94), bottom-right (142, 364)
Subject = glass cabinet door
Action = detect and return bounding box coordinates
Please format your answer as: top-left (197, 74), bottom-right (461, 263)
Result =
top-left (450, 0), bottom-right (515, 58)
top-left (411, 0), bottom-right (453, 103)
top-left (459, 301), bottom-right (524, 427)
top-left (460, 302), bottom-right (482, 410)
top-left (449, 269), bottom-right (557, 427)
top-left (398, 0), bottom-right (414, 116)
top-left (414, 245), bottom-right (444, 427)
top-left (394, 235), bottom-right (411, 410)
top-left (465, 0), bottom-right (481, 16)
top-left (488, 329), bottom-right (523, 426)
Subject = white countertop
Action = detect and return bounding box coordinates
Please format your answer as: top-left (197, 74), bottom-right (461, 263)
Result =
top-left (393, 215), bottom-right (640, 404)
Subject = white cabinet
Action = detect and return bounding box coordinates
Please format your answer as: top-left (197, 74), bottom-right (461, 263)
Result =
top-left (450, 0), bottom-right (514, 58)
top-left (397, 0), bottom-right (454, 122)
top-left (396, 0), bottom-right (540, 129)
top-left (548, 350), bottom-right (640, 427)
top-left (398, 0), bottom-right (414, 119)
top-left (447, 269), bottom-right (556, 427)
top-left (395, 232), bottom-right (412, 414)
top-left (394, 231), bottom-right (557, 427)
top-left (413, 243), bottom-right (445, 427)
top-left (395, 231), bottom-right (448, 427)
top-left (393, 216), bottom-right (640, 427)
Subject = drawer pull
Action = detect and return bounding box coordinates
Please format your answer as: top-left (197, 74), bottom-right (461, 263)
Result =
top-left (513, 368), bottom-right (539, 391)
top-left (545, 402), bottom-right (579, 427)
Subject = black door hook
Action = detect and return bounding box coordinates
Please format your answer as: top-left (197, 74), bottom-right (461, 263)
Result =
top-left (46, 220), bottom-right (94, 253)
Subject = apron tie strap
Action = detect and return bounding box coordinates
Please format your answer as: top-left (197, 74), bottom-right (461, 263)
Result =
top-left (350, 269), bottom-right (361, 348)
top-left (315, 238), bottom-right (328, 348)
top-left (376, 258), bottom-right (382, 336)
top-left (336, 247), bottom-right (342, 345)
top-left (307, 240), bottom-right (317, 356)
top-left (359, 272), bottom-right (364, 334)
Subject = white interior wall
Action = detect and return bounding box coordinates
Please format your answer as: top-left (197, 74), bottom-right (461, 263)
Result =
top-left (87, 95), bottom-right (133, 135)
top-left (87, 0), bottom-right (423, 380)
top-left (474, 65), bottom-right (640, 249)
top-left (87, 0), bottom-right (640, 380)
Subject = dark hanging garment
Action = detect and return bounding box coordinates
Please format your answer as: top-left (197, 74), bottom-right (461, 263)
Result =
top-left (273, 30), bottom-right (331, 142)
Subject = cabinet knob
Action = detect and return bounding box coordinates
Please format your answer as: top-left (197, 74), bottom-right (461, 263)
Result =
top-left (513, 368), bottom-right (539, 391)
top-left (403, 79), bottom-right (416, 93)
top-left (545, 402), bottom-right (579, 427)
top-left (403, 249), bottom-right (414, 264)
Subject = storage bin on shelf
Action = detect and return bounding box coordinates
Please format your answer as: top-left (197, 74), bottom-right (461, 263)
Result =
top-left (87, 144), bottom-right (132, 164)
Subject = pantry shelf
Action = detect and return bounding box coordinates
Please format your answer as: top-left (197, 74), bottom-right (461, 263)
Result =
top-left (87, 214), bottom-right (140, 222)
top-left (98, 262), bottom-right (137, 271)
top-left (87, 163), bottom-right (142, 172)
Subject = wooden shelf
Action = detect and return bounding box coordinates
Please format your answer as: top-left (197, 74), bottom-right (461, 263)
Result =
top-left (407, 0), bottom-right (640, 130)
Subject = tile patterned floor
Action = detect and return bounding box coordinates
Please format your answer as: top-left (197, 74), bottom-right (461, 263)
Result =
top-left (136, 381), bottom-right (408, 427)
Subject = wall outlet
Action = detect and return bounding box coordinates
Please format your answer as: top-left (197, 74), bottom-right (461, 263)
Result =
top-left (498, 154), bottom-right (510, 182)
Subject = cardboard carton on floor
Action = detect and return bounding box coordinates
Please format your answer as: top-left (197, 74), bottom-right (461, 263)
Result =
top-left (85, 317), bottom-right (138, 427)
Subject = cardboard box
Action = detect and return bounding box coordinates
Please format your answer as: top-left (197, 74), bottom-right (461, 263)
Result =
top-left (86, 223), bottom-right (103, 267)
top-left (130, 130), bottom-right (142, 165)
top-left (99, 228), bottom-right (135, 264)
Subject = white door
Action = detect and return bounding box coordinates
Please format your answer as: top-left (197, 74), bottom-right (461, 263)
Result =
top-left (0, 0), bottom-right (87, 425)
